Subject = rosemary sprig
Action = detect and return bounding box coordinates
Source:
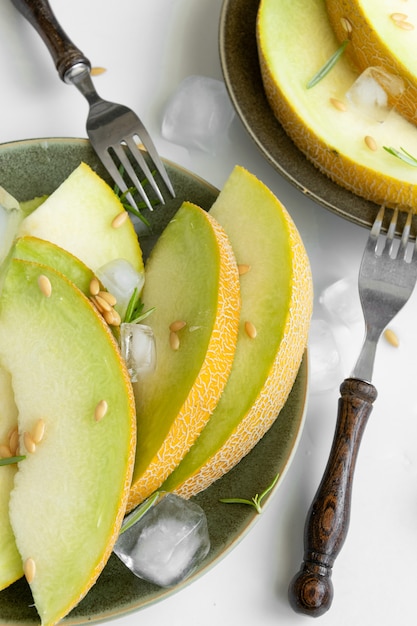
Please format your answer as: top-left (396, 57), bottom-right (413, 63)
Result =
top-left (307, 40), bottom-right (349, 89)
top-left (0, 455), bottom-right (25, 466)
top-left (113, 166), bottom-right (159, 227)
top-left (123, 287), bottom-right (155, 325)
top-left (383, 146), bottom-right (417, 167)
top-left (219, 472), bottom-right (280, 514)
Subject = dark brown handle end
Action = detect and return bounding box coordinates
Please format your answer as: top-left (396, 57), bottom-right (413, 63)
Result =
top-left (288, 562), bottom-right (333, 617)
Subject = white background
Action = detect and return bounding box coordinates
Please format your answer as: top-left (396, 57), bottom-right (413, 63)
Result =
top-left (1, 1), bottom-right (417, 625)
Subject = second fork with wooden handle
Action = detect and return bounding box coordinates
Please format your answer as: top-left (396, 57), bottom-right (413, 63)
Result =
top-left (10, 0), bottom-right (175, 213)
top-left (288, 207), bottom-right (417, 616)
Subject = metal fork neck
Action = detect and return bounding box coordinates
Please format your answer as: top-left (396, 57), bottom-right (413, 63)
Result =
top-left (64, 63), bottom-right (100, 106)
top-left (350, 324), bottom-right (382, 383)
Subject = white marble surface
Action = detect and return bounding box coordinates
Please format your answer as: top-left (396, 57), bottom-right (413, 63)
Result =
top-left (1, 1), bottom-right (417, 624)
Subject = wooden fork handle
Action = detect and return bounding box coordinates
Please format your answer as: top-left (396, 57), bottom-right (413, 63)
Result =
top-left (11, 0), bottom-right (90, 81)
top-left (288, 378), bottom-right (377, 617)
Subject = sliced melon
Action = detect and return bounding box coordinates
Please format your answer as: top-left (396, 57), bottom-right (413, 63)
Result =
top-left (0, 367), bottom-right (22, 591)
top-left (326, 0), bottom-right (417, 124)
top-left (12, 236), bottom-right (95, 296)
top-left (0, 259), bottom-right (136, 626)
top-left (18, 162), bottom-right (144, 274)
top-left (256, 0), bottom-right (417, 209)
top-left (127, 202), bottom-right (240, 510)
top-left (162, 166), bottom-right (312, 497)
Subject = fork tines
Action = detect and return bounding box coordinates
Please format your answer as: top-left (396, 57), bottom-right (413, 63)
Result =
top-left (370, 206), bottom-right (416, 262)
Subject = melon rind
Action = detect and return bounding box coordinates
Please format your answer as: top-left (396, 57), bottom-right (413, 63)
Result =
top-left (0, 259), bottom-right (136, 626)
top-left (163, 166), bottom-right (312, 498)
top-left (127, 202), bottom-right (240, 509)
top-left (257, 0), bottom-right (417, 210)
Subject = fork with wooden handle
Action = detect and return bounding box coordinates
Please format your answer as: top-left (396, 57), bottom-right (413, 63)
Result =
top-left (288, 207), bottom-right (417, 616)
top-left (10, 0), bottom-right (175, 213)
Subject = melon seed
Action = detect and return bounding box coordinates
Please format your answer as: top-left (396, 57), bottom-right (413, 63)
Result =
top-left (24, 432), bottom-right (36, 454)
top-left (238, 264), bottom-right (251, 275)
top-left (364, 135), bottom-right (378, 151)
top-left (111, 211), bottom-right (128, 229)
top-left (0, 444), bottom-right (12, 458)
top-left (94, 400), bottom-right (108, 422)
top-left (24, 558), bottom-right (36, 584)
top-left (170, 331), bottom-right (180, 350)
top-left (169, 320), bottom-right (187, 332)
top-left (89, 277), bottom-right (100, 296)
top-left (245, 321), bottom-right (257, 339)
top-left (32, 418), bottom-right (46, 444)
top-left (38, 274), bottom-right (52, 298)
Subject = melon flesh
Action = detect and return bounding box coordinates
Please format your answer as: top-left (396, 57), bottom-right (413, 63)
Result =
top-left (128, 202), bottom-right (240, 509)
top-left (0, 367), bottom-right (22, 591)
top-left (0, 259), bottom-right (136, 626)
top-left (257, 0), bottom-right (417, 209)
top-left (162, 166), bottom-right (313, 497)
top-left (326, 0), bottom-right (417, 123)
top-left (18, 162), bottom-right (143, 274)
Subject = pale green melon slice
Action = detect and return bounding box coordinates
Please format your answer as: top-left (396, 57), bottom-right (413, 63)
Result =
top-left (0, 259), bottom-right (136, 626)
top-left (127, 201), bottom-right (240, 509)
top-left (0, 367), bottom-right (22, 591)
top-left (12, 236), bottom-right (95, 296)
top-left (18, 162), bottom-right (143, 274)
top-left (162, 165), bottom-right (312, 496)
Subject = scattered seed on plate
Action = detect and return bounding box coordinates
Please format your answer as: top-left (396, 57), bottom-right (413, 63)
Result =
top-left (24, 558), bottom-right (36, 584)
top-left (111, 211), bottom-right (128, 229)
top-left (90, 66), bottom-right (107, 76)
top-left (94, 400), bottom-right (108, 422)
top-left (395, 19), bottom-right (414, 30)
top-left (170, 331), bottom-right (180, 350)
top-left (238, 264), bottom-right (251, 275)
top-left (169, 320), bottom-right (187, 332)
top-left (330, 97), bottom-right (347, 112)
top-left (384, 328), bottom-right (399, 347)
top-left (245, 321), bottom-right (257, 339)
top-left (38, 274), bottom-right (52, 298)
top-left (32, 418), bottom-right (46, 444)
top-left (364, 135), bottom-right (378, 151)
top-left (89, 277), bottom-right (100, 296)
top-left (24, 432), bottom-right (36, 454)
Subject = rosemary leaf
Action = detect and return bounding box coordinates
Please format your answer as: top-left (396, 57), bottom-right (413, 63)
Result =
top-left (307, 40), bottom-right (349, 89)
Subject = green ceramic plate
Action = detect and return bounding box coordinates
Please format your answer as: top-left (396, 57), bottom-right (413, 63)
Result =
top-left (0, 138), bottom-right (308, 625)
top-left (219, 0), bottom-right (381, 230)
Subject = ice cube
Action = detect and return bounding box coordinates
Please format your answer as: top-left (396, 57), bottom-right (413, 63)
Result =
top-left (120, 323), bottom-right (156, 382)
top-left (95, 258), bottom-right (144, 318)
top-left (114, 493), bottom-right (210, 587)
top-left (346, 67), bottom-right (404, 122)
top-left (161, 75), bottom-right (235, 154)
top-left (319, 276), bottom-right (362, 326)
top-left (309, 319), bottom-right (342, 393)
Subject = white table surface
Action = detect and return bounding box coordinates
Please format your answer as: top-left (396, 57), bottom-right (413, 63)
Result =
top-left (1, 1), bottom-right (417, 625)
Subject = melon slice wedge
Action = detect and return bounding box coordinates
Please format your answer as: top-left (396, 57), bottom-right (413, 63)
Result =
top-left (127, 201), bottom-right (240, 510)
top-left (162, 166), bottom-right (313, 497)
top-left (18, 162), bottom-right (143, 274)
top-left (325, 0), bottom-right (417, 124)
top-left (257, 0), bottom-right (417, 209)
top-left (0, 259), bottom-right (136, 626)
